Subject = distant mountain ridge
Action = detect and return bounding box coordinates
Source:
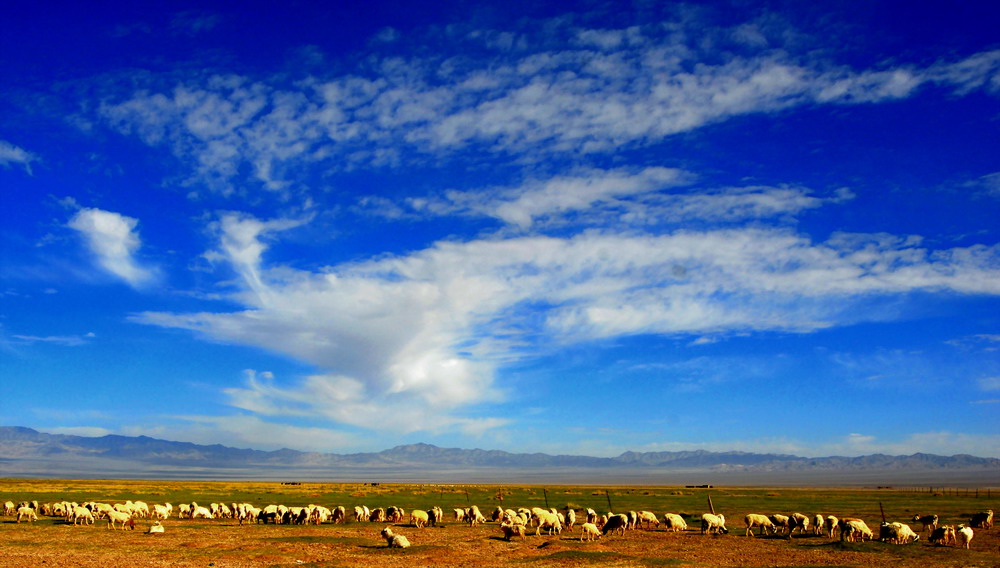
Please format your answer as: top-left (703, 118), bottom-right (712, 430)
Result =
top-left (2, 426), bottom-right (997, 484)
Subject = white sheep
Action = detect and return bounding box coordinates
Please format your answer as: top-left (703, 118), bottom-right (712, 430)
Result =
top-left (769, 514), bottom-right (790, 535)
top-left (106, 509), bottom-right (135, 530)
top-left (813, 514), bottom-right (825, 535)
top-left (534, 511), bottom-right (562, 535)
top-left (467, 506), bottom-right (486, 526)
top-left (191, 506), bottom-right (214, 519)
top-left (16, 506), bottom-right (38, 523)
top-left (663, 513), bottom-right (687, 532)
top-left (637, 510), bottom-right (660, 529)
top-left (564, 509), bottom-right (576, 532)
top-left (3, 501), bottom-right (15, 516)
top-left (70, 506), bottom-right (95, 526)
top-left (580, 522), bottom-right (601, 541)
top-left (744, 513), bottom-right (774, 537)
top-left (701, 513), bottom-right (728, 535)
top-left (839, 518), bottom-right (873, 542)
top-left (380, 527), bottom-right (411, 548)
top-left (410, 509), bottom-right (429, 528)
top-left (880, 522), bottom-right (918, 544)
top-left (823, 516), bottom-right (839, 539)
top-left (147, 521), bottom-right (165, 534)
top-left (956, 525), bottom-right (974, 549)
top-left (500, 521), bottom-right (526, 541)
top-left (132, 501), bottom-right (150, 518)
top-left (152, 504), bottom-right (171, 520)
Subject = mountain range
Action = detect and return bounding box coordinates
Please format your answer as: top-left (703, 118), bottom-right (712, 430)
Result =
top-left (2, 426), bottom-right (997, 486)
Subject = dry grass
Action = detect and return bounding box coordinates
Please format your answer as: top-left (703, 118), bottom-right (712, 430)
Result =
top-left (2, 480), bottom-right (997, 567)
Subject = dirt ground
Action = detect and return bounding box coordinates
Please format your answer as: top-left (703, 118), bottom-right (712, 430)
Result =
top-left (2, 518), bottom-right (998, 568)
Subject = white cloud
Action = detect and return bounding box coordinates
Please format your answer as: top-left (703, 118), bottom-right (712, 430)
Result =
top-left (140, 414), bottom-right (360, 452)
top-left (0, 139), bottom-right (38, 174)
top-left (134, 213), bottom-right (1000, 434)
top-left (95, 18), bottom-right (1000, 196)
top-left (44, 426), bottom-right (114, 438)
top-left (978, 376), bottom-right (1000, 391)
top-left (11, 332), bottom-right (94, 347)
top-left (68, 208), bottom-right (157, 287)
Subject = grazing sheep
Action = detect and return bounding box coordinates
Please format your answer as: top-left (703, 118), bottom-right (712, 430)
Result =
top-left (970, 510), bottom-right (993, 529)
top-left (912, 514), bottom-right (939, 534)
top-left (701, 513), bottom-right (728, 535)
top-left (627, 511), bottom-right (639, 530)
top-left (106, 509), bottom-right (135, 531)
top-left (500, 521), bottom-right (527, 541)
top-left (561, 508), bottom-right (576, 532)
top-left (380, 527), bottom-right (411, 548)
top-left (813, 514), bottom-right (825, 535)
top-left (840, 518), bottom-right (873, 542)
top-left (453, 508), bottom-right (466, 522)
top-left (152, 504), bottom-right (171, 520)
top-left (491, 506), bottom-right (504, 522)
top-left (410, 509), bottom-right (429, 528)
top-left (580, 522), bottom-right (601, 541)
top-left (769, 514), bottom-right (790, 535)
top-left (956, 525), bottom-right (974, 549)
top-left (788, 513), bottom-right (810, 538)
top-left (929, 525), bottom-right (956, 546)
top-left (880, 522), bottom-right (918, 544)
top-left (132, 501), bottom-right (150, 518)
top-left (663, 513), bottom-right (687, 532)
top-left (534, 511), bottom-right (562, 536)
top-left (16, 506), bottom-right (38, 523)
top-left (585, 508), bottom-right (598, 524)
top-left (823, 516), bottom-right (839, 539)
top-left (637, 510), bottom-right (660, 529)
top-left (744, 513), bottom-right (775, 537)
top-left (386, 506), bottom-right (404, 523)
top-left (191, 506), bottom-right (214, 520)
top-left (70, 506), bottom-right (95, 526)
top-left (467, 507), bottom-right (487, 527)
top-left (602, 514), bottom-right (629, 536)
top-left (3, 501), bottom-right (15, 516)
top-left (330, 505), bottom-right (346, 524)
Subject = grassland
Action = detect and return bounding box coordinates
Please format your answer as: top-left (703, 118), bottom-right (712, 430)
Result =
top-left (2, 479), bottom-right (996, 567)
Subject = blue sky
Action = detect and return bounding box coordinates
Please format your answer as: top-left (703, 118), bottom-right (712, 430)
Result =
top-left (2, 0), bottom-right (999, 459)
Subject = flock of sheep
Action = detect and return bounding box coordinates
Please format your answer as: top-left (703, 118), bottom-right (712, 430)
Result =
top-left (3, 498), bottom-right (993, 553)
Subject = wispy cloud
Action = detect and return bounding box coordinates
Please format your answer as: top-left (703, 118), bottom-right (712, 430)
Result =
top-left (0, 139), bottom-right (38, 175)
top-left (67, 208), bottom-right (158, 288)
top-left (11, 332), bottom-right (95, 347)
top-left (94, 16), bottom-right (1000, 197)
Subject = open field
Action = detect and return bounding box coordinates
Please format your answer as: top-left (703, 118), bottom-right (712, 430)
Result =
top-left (2, 479), bottom-right (997, 567)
